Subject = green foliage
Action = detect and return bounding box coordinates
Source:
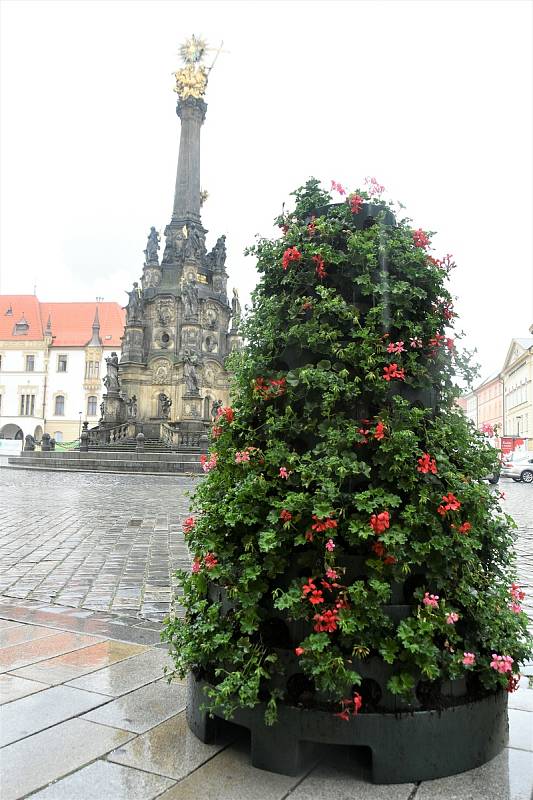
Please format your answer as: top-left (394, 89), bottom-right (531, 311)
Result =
top-left (163, 179), bottom-right (531, 721)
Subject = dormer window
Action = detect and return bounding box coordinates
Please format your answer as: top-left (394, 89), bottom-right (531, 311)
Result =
top-left (13, 315), bottom-right (29, 335)
top-left (5, 305), bottom-right (13, 316)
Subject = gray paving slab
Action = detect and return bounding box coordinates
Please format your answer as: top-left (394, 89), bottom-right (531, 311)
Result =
top-left (0, 673), bottom-right (48, 704)
top-left (0, 683), bottom-right (110, 746)
top-left (416, 747), bottom-right (533, 800)
top-left (0, 718), bottom-right (134, 800)
top-left (154, 740), bottom-right (307, 800)
top-left (66, 647), bottom-right (175, 696)
top-left (28, 759), bottom-right (175, 799)
top-left (509, 681), bottom-right (533, 713)
top-left (290, 749), bottom-right (415, 799)
top-left (508, 708), bottom-right (533, 751)
top-left (0, 631), bottom-right (103, 672)
top-left (82, 677), bottom-right (187, 732)
top-left (107, 709), bottom-right (231, 779)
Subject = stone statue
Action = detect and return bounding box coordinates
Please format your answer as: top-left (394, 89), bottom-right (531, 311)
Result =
top-left (231, 287), bottom-right (241, 328)
top-left (144, 227), bottom-right (160, 264)
top-left (24, 434), bottom-right (36, 452)
top-left (100, 401), bottom-right (105, 419)
top-left (158, 393), bottom-right (172, 419)
top-left (184, 350), bottom-right (200, 395)
top-left (183, 225), bottom-right (204, 261)
top-left (126, 282), bottom-right (142, 323)
top-left (212, 235), bottom-right (227, 270)
top-left (127, 395), bottom-right (138, 418)
top-left (211, 399), bottom-right (222, 419)
top-left (103, 352), bottom-right (120, 392)
top-left (182, 279), bottom-right (199, 317)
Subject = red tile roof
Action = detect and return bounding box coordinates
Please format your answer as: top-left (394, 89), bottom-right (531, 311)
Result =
top-left (39, 302), bottom-right (125, 347)
top-left (0, 296), bottom-right (124, 347)
top-left (0, 295), bottom-right (43, 341)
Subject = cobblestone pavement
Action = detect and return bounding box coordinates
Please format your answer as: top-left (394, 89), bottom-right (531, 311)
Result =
top-left (0, 469), bottom-right (532, 627)
top-left (0, 469), bottom-right (197, 623)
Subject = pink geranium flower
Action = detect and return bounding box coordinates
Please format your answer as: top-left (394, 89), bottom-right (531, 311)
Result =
top-left (446, 612), bottom-right (459, 624)
top-left (490, 654), bottom-right (514, 674)
top-left (325, 538), bottom-right (336, 552)
top-left (423, 592), bottom-right (439, 608)
top-left (279, 466), bottom-right (289, 479)
top-left (462, 652), bottom-right (476, 666)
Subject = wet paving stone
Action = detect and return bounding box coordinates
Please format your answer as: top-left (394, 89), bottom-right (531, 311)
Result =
top-left (0, 469), bottom-right (197, 622)
top-left (28, 759), bottom-right (175, 799)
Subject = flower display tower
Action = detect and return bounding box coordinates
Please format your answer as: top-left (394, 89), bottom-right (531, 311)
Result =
top-left (164, 179), bottom-right (531, 782)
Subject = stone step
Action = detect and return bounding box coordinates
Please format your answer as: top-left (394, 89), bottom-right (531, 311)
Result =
top-left (6, 454), bottom-right (203, 475)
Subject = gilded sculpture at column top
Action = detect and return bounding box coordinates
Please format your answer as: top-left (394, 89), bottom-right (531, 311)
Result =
top-left (174, 35), bottom-right (208, 100)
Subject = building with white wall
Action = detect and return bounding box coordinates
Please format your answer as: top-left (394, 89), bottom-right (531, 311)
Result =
top-left (501, 337), bottom-right (533, 447)
top-left (0, 296), bottom-right (124, 444)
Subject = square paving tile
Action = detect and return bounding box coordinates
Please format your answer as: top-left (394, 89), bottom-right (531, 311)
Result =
top-left (154, 741), bottom-right (306, 800)
top-left (67, 647), bottom-right (175, 696)
top-left (416, 747), bottom-right (533, 800)
top-left (508, 682), bottom-right (533, 713)
top-left (290, 748), bottom-right (415, 799)
top-left (0, 673), bottom-right (48, 704)
top-left (28, 759), bottom-right (175, 799)
top-left (108, 710), bottom-right (231, 779)
top-left (508, 708), bottom-right (533, 751)
top-left (0, 718), bottom-right (134, 800)
top-left (0, 684), bottom-right (110, 746)
top-left (82, 677), bottom-right (187, 732)
top-left (0, 623), bottom-right (59, 647)
top-left (0, 620), bottom-right (18, 630)
top-left (0, 631), bottom-right (103, 672)
top-left (10, 639), bottom-right (147, 685)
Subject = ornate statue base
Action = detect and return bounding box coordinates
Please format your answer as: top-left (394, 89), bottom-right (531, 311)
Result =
top-left (103, 391), bottom-right (127, 425)
top-left (181, 394), bottom-right (203, 420)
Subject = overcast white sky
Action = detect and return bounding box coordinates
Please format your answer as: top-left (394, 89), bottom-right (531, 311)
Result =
top-left (1, 0), bottom-right (532, 381)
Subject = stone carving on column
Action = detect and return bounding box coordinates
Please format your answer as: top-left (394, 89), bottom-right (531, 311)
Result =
top-left (157, 299), bottom-right (175, 326)
top-left (183, 349), bottom-right (200, 395)
top-left (144, 227), bottom-right (160, 264)
top-left (103, 353), bottom-right (120, 392)
top-left (182, 279), bottom-right (199, 318)
top-left (158, 393), bottom-right (172, 419)
top-left (183, 224), bottom-right (205, 261)
top-left (153, 359), bottom-right (171, 384)
top-left (126, 283), bottom-right (143, 323)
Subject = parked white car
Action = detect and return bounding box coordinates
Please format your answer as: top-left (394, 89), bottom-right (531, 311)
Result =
top-left (501, 457), bottom-right (533, 483)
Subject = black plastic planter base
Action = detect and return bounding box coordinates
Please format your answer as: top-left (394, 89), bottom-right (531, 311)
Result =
top-left (187, 675), bottom-right (508, 784)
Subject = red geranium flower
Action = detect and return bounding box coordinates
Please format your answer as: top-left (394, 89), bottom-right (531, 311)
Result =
top-left (216, 406), bottom-right (234, 423)
top-left (204, 553), bottom-right (218, 570)
top-left (280, 509), bottom-right (293, 522)
top-left (311, 514), bottom-right (337, 532)
top-left (413, 229), bottom-right (430, 248)
top-left (437, 492), bottom-right (461, 516)
top-left (182, 516), bottom-right (195, 535)
top-left (374, 421), bottom-right (385, 441)
top-left (313, 609), bottom-right (338, 632)
top-left (282, 246), bottom-right (302, 271)
top-left (417, 453), bottom-right (438, 474)
top-left (370, 511), bottom-right (390, 535)
top-left (312, 254), bottom-right (327, 280)
top-left (383, 363), bottom-right (405, 381)
top-left (349, 194), bottom-right (364, 214)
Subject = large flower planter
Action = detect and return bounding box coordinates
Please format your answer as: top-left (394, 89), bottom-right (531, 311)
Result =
top-left (187, 674), bottom-right (507, 783)
top-left (169, 182), bottom-right (530, 786)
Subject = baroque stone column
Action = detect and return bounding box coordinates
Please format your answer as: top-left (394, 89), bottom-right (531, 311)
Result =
top-left (172, 98), bottom-right (207, 224)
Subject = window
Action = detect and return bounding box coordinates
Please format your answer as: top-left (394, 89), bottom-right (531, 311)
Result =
top-left (57, 355), bottom-right (67, 372)
top-left (20, 394), bottom-right (35, 416)
top-left (0, 355), bottom-right (2, 370)
top-left (87, 396), bottom-right (97, 416)
top-left (26, 355), bottom-right (35, 372)
top-left (54, 395), bottom-right (65, 415)
top-left (85, 361), bottom-right (100, 379)
top-left (54, 431), bottom-right (63, 443)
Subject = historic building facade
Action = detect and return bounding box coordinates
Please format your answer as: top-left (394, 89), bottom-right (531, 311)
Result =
top-left (98, 37), bottom-right (241, 444)
top-left (0, 295), bottom-right (124, 443)
top-left (501, 337), bottom-right (533, 444)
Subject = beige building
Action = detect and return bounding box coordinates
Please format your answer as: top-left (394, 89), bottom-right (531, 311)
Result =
top-left (501, 337), bottom-right (533, 450)
top-left (0, 295), bottom-right (124, 444)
